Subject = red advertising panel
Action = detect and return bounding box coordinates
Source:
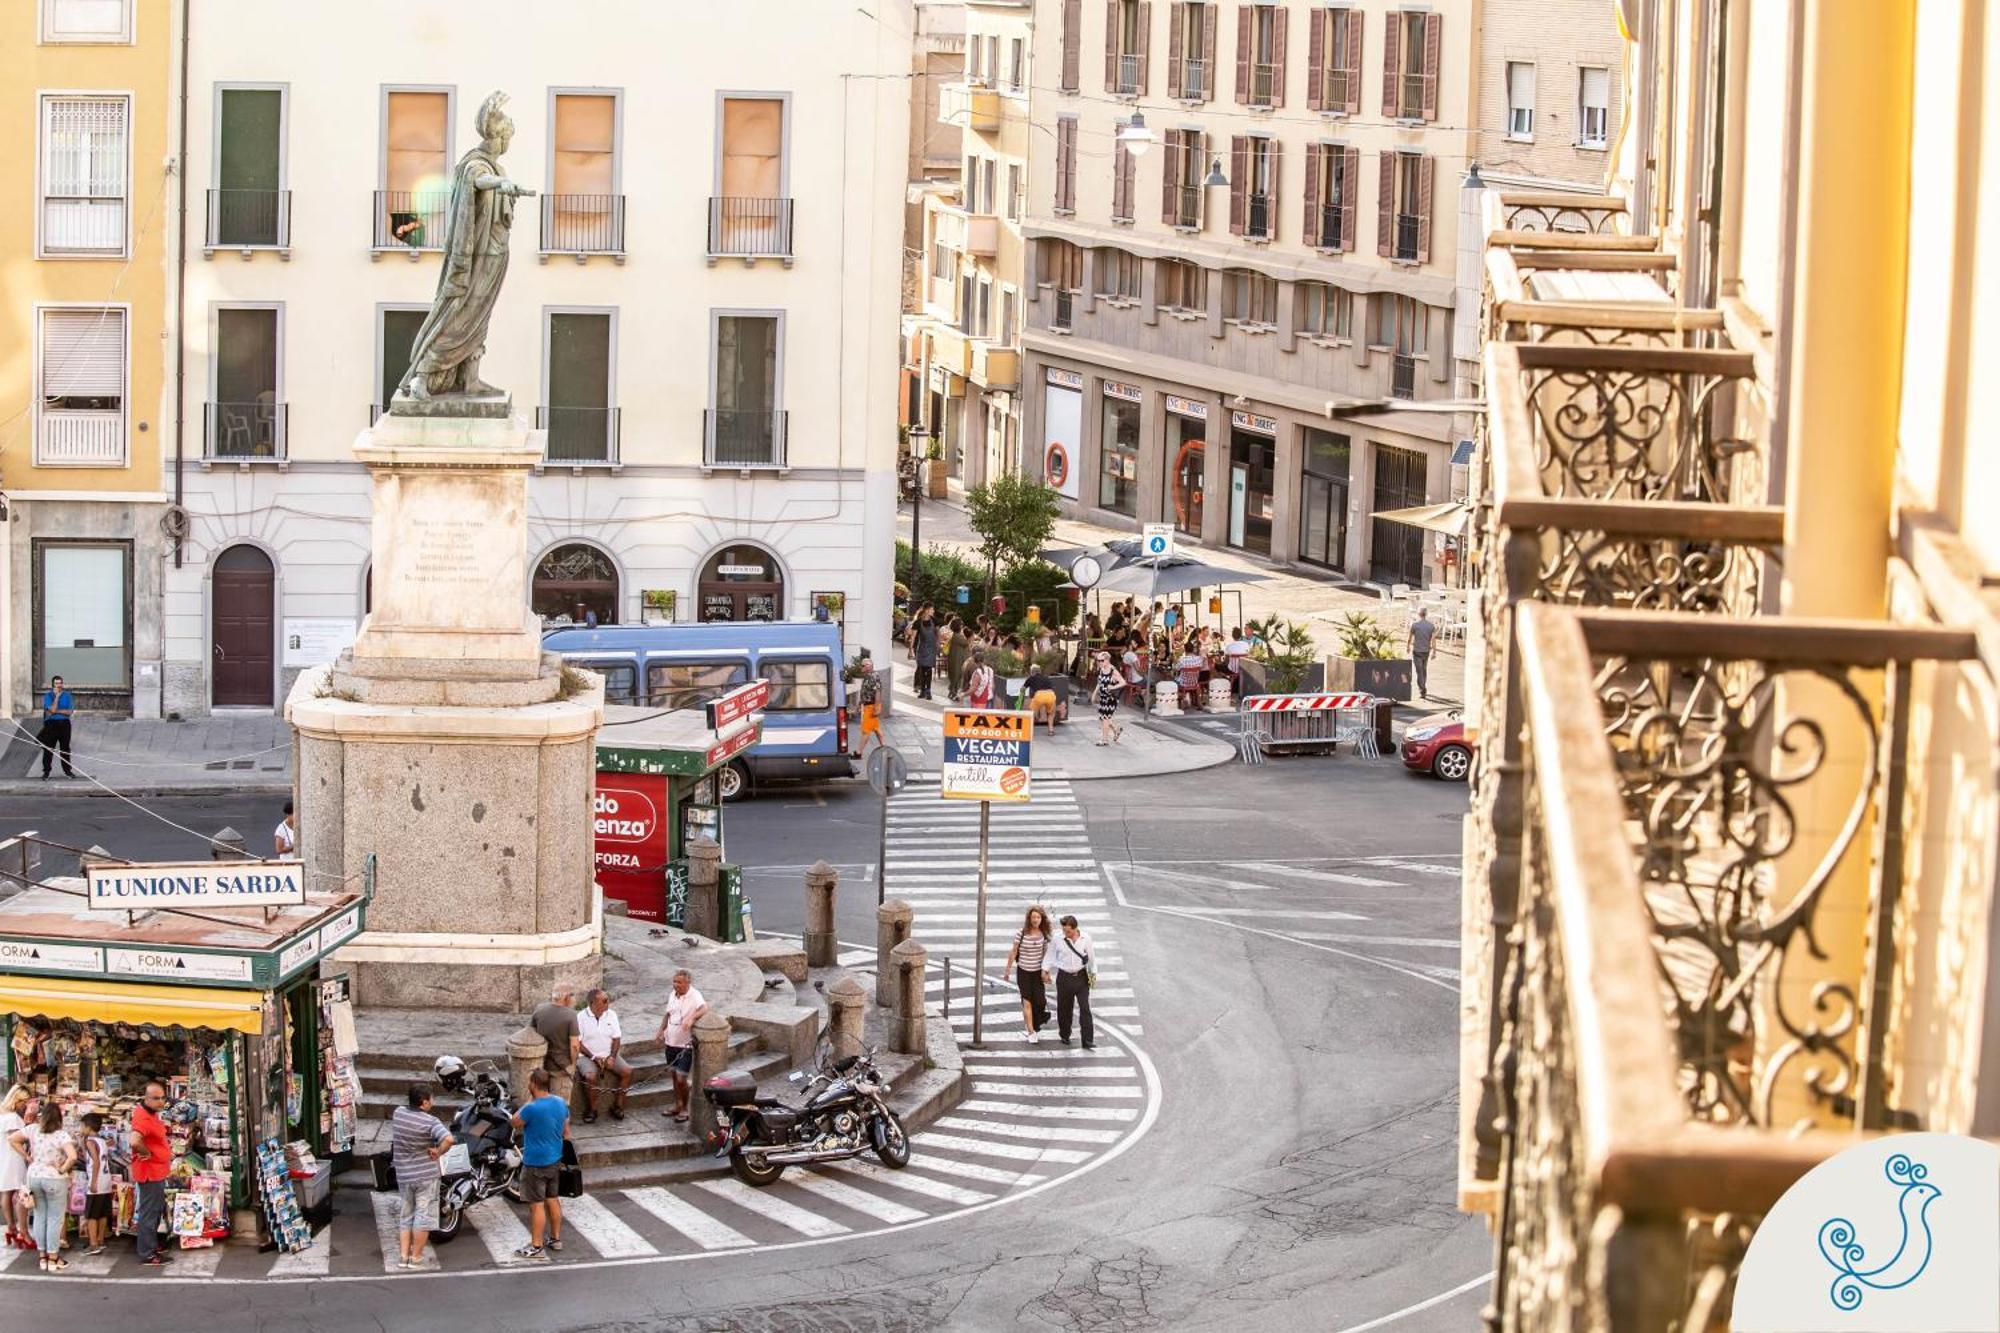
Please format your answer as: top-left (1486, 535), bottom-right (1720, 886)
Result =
top-left (593, 772), bottom-right (670, 921)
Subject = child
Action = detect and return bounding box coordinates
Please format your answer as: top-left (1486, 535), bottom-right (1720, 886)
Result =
top-left (80, 1112), bottom-right (115, 1256)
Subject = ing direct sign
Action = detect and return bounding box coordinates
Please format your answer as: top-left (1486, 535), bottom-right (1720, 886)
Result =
top-left (940, 709), bottom-right (1034, 803)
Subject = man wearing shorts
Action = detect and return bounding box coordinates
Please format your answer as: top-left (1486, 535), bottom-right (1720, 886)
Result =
top-left (855, 655), bottom-right (882, 758)
top-left (654, 970), bottom-right (708, 1123)
top-left (509, 1069), bottom-right (569, 1259)
top-left (529, 984), bottom-right (581, 1109)
top-left (390, 1083), bottom-right (454, 1269)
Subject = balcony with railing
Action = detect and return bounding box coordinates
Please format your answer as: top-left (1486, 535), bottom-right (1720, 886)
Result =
top-left (1246, 193), bottom-right (1273, 241)
top-left (1178, 58), bottom-right (1209, 100)
top-left (1170, 184), bottom-right (1203, 230)
top-left (1248, 61), bottom-right (1279, 107)
top-left (708, 197), bottom-right (795, 264)
top-left (1496, 190), bottom-right (1631, 236)
top-left (1114, 52), bottom-right (1142, 95)
top-left (204, 401), bottom-right (287, 462)
top-left (1317, 69), bottom-right (1354, 112)
top-left (537, 406), bottom-right (621, 466)
top-left (372, 190), bottom-right (448, 253)
top-left (1393, 211), bottom-right (1421, 261)
top-left (205, 188), bottom-right (291, 252)
top-left (36, 410), bottom-right (124, 466)
top-left (1316, 203), bottom-right (1346, 250)
top-left (704, 409), bottom-right (788, 470)
top-left (540, 195), bottom-right (625, 260)
top-left (939, 81), bottom-right (1002, 133)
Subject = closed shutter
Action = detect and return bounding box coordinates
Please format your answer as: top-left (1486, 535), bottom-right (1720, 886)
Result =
top-left (1421, 13), bottom-right (1442, 120)
top-left (1268, 6), bottom-right (1287, 108)
top-left (1306, 8), bottom-right (1325, 111)
top-left (1161, 130), bottom-right (1181, 222)
top-left (557, 94), bottom-right (618, 196)
top-left (1234, 4), bottom-right (1252, 105)
top-left (1105, 0), bottom-right (1119, 90)
top-left (1061, 0), bottom-right (1083, 92)
top-left (1136, 1), bottom-right (1152, 93)
top-left (1202, 3), bottom-right (1219, 101)
top-left (1167, 4), bottom-right (1184, 98)
top-left (1343, 10), bottom-right (1364, 112)
top-left (1262, 139), bottom-right (1280, 237)
top-left (1113, 133), bottom-right (1130, 219)
top-left (1057, 118), bottom-right (1078, 210)
top-left (1381, 10), bottom-right (1402, 116)
top-left (1303, 142), bottom-right (1322, 247)
top-left (1415, 155), bottom-right (1434, 262)
top-left (1376, 151), bottom-right (1394, 257)
top-left (385, 91), bottom-right (448, 193)
top-left (1228, 134), bottom-right (1248, 235)
top-left (41, 307), bottom-right (126, 401)
top-left (1122, 136), bottom-right (1138, 218)
top-left (1340, 146), bottom-right (1359, 250)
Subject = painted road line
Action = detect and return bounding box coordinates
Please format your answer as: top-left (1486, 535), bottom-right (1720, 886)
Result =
top-left (905, 1156), bottom-right (1047, 1187)
top-left (559, 1194), bottom-right (658, 1259)
top-left (829, 1159), bottom-right (992, 1206)
top-left (934, 1116), bottom-right (1124, 1145)
top-left (837, 949), bottom-right (875, 966)
top-left (914, 1132), bottom-right (1091, 1164)
top-left (61, 1247), bottom-right (123, 1276)
top-left (958, 1065), bottom-right (1136, 1079)
top-left (1162, 907), bottom-right (1371, 921)
top-left (1241, 862), bottom-right (1405, 888)
top-left (267, 1225), bottom-right (332, 1276)
top-left (1354, 858), bottom-right (1462, 877)
top-left (954, 1081), bottom-right (1144, 1099)
top-left (370, 1191), bottom-right (438, 1273)
top-left (464, 1195), bottom-right (535, 1264)
top-left (622, 1186), bottom-right (754, 1251)
top-left (788, 1171), bottom-right (927, 1225)
top-left (957, 1048), bottom-right (1132, 1061)
top-left (0, 1246), bottom-right (30, 1273)
top-left (695, 1178), bottom-right (851, 1239)
top-left (1287, 932), bottom-right (1463, 948)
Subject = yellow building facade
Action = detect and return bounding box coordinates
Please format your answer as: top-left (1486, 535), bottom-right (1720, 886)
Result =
top-left (0, 0), bottom-right (172, 716)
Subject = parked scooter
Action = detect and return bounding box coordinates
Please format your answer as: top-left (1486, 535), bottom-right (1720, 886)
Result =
top-left (429, 1055), bottom-right (521, 1243)
top-left (706, 1045), bottom-right (911, 1187)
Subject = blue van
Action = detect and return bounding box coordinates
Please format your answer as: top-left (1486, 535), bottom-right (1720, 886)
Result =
top-left (543, 620), bottom-right (853, 801)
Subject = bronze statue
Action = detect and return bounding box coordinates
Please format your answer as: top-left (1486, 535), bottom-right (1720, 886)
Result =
top-left (394, 91), bottom-right (535, 410)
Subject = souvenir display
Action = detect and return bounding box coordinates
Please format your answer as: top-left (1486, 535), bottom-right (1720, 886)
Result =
top-left (255, 1139), bottom-right (310, 1253)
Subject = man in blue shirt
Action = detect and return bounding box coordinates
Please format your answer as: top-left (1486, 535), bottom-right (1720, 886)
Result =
top-left (37, 675), bottom-right (74, 780)
top-left (508, 1068), bottom-right (569, 1259)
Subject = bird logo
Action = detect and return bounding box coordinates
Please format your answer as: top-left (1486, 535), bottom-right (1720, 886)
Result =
top-left (1817, 1153), bottom-right (1944, 1312)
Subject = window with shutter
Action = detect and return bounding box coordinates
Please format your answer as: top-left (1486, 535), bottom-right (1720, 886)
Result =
top-left (717, 96), bottom-right (783, 257)
top-left (1579, 66), bottom-right (1611, 147)
top-left (1341, 10), bottom-right (1363, 113)
top-left (1061, 0), bottom-right (1083, 92)
top-left (1112, 126), bottom-right (1134, 222)
top-left (39, 95), bottom-right (128, 256)
top-left (1506, 62), bottom-right (1536, 139)
top-left (38, 306), bottom-right (127, 466)
top-left (1237, 4), bottom-right (1281, 107)
top-left (1228, 134), bottom-right (1248, 234)
top-left (1244, 138), bottom-right (1277, 240)
top-left (1167, 3), bottom-right (1185, 98)
top-left (1339, 146), bottom-right (1359, 250)
top-left (1380, 10), bottom-right (1402, 117)
top-left (1161, 129), bottom-right (1182, 224)
top-left (1056, 117), bottom-right (1079, 212)
top-left (1419, 13), bottom-right (1441, 121)
top-left (1233, 5), bottom-right (1252, 105)
top-left (1415, 154), bottom-right (1434, 262)
top-left (41, 0), bottom-right (130, 42)
top-left (1315, 9), bottom-right (1361, 113)
top-left (1007, 163), bottom-right (1022, 221)
top-left (1302, 143), bottom-right (1323, 247)
top-left (1375, 151), bottom-right (1395, 258)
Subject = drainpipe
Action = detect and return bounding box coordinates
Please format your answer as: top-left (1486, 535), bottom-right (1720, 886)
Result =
top-left (172, 0), bottom-right (189, 567)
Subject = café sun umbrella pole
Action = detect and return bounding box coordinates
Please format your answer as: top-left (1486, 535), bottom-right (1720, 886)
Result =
top-left (971, 799), bottom-right (991, 1049)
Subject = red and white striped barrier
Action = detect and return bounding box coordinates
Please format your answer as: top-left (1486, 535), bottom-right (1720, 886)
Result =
top-left (1241, 692), bottom-right (1375, 713)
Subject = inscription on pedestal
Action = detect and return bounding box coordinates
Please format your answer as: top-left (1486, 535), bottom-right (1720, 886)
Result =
top-left (412, 517), bottom-right (487, 588)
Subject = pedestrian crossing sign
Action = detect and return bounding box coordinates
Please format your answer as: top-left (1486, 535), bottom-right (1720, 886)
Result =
top-left (940, 709), bottom-right (1034, 802)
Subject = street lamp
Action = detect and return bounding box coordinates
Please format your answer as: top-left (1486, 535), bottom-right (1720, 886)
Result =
top-left (1116, 110), bottom-right (1156, 159)
top-left (905, 424), bottom-right (930, 600)
top-left (1203, 158), bottom-right (1229, 188)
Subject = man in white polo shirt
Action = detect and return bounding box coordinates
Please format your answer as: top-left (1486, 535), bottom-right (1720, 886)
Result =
top-left (575, 987), bottom-right (632, 1123)
top-left (653, 970), bottom-right (707, 1124)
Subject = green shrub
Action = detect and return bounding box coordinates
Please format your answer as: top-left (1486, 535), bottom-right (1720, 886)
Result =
top-left (894, 541), bottom-right (989, 615)
top-left (1251, 618), bottom-right (1320, 694)
top-left (1332, 611), bottom-right (1399, 661)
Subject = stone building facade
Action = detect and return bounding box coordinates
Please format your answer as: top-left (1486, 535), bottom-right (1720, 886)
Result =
top-left (1017, 0), bottom-right (1477, 585)
top-left (1471, 0), bottom-right (1626, 191)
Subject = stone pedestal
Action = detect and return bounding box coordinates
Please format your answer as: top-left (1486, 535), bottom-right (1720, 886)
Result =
top-left (286, 411), bottom-right (605, 1011)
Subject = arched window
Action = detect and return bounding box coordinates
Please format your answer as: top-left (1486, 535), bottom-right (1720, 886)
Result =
top-left (697, 545), bottom-right (783, 623)
top-left (533, 543), bottom-right (619, 627)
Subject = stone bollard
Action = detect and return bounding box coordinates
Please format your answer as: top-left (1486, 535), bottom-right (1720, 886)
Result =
top-left (875, 899), bottom-right (913, 1008)
top-left (890, 938), bottom-right (928, 1055)
top-left (689, 1011), bottom-right (732, 1143)
top-left (804, 861), bottom-right (838, 968)
top-left (685, 836), bottom-right (722, 940)
top-left (826, 975), bottom-right (866, 1062)
top-left (209, 827), bottom-right (251, 861)
top-left (505, 1025), bottom-right (547, 1108)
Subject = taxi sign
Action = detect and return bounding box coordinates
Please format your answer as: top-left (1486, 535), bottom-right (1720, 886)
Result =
top-left (940, 709), bottom-right (1033, 803)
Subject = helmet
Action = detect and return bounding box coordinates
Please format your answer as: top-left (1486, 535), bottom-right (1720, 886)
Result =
top-left (433, 1054), bottom-right (467, 1090)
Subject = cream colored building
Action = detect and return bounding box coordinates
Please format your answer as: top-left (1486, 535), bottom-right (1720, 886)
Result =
top-left (161, 0), bottom-right (909, 715)
top-left (2, 0), bottom-right (173, 715)
top-left (902, 2), bottom-right (967, 312)
top-left (1018, 0), bottom-right (1477, 585)
top-left (910, 0), bottom-right (1034, 488)
top-left (1471, 0), bottom-right (1624, 192)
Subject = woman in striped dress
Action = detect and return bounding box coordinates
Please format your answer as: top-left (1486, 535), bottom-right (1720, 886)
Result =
top-left (1004, 906), bottom-right (1055, 1042)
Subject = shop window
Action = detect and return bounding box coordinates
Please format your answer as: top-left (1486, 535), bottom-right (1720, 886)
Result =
top-left (763, 660), bottom-right (832, 711)
top-left (532, 542), bottom-right (619, 626)
top-left (38, 540), bottom-right (129, 688)
top-left (1099, 394), bottom-right (1141, 516)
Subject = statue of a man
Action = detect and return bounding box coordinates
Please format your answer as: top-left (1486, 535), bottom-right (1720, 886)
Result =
top-left (395, 91), bottom-right (535, 406)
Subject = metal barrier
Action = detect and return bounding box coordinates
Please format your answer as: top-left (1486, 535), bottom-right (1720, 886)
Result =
top-left (1238, 693), bottom-right (1377, 763)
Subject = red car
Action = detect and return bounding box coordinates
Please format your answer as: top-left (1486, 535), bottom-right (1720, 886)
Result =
top-left (1400, 712), bottom-right (1473, 783)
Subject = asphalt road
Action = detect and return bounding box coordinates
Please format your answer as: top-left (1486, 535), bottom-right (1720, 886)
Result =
top-left (0, 757), bottom-right (1488, 1331)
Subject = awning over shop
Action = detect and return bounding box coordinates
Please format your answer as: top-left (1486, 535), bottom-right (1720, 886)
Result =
top-left (0, 975), bottom-right (265, 1034)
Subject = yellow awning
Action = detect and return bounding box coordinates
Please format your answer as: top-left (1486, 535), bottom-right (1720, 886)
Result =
top-left (0, 976), bottom-right (264, 1034)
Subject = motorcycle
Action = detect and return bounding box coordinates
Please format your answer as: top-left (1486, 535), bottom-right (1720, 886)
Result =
top-left (705, 1046), bottom-right (912, 1187)
top-left (429, 1055), bottom-right (522, 1243)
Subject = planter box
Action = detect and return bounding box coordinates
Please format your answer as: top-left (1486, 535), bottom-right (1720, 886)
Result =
top-left (1327, 655), bottom-right (1413, 702)
top-left (924, 459), bottom-right (950, 499)
top-left (1238, 658), bottom-right (1324, 698)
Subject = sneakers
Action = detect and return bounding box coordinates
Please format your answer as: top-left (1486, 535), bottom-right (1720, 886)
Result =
top-left (397, 1257), bottom-right (414, 1270)
top-left (1027, 1027), bottom-right (1040, 1044)
top-left (514, 1244), bottom-right (545, 1260)
top-left (547, 1237), bottom-right (564, 1252)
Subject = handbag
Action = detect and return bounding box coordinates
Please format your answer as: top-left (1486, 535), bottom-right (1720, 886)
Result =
top-left (557, 1139), bottom-right (584, 1199)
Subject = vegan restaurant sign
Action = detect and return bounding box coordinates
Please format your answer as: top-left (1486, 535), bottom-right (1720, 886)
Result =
top-left (941, 709), bottom-right (1033, 802)
top-left (86, 860), bottom-right (307, 912)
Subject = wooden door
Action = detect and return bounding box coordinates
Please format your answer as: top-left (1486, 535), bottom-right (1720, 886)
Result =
top-left (212, 545), bottom-right (274, 706)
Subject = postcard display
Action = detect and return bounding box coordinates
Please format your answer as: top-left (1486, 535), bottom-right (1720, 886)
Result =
top-left (5, 1018), bottom-right (239, 1247)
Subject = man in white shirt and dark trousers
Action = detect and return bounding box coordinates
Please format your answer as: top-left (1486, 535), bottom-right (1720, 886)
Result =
top-left (1052, 915), bottom-right (1095, 1049)
top-left (575, 988), bottom-right (632, 1122)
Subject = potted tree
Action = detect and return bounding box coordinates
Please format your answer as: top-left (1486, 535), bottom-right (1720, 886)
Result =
top-left (1240, 619), bottom-right (1325, 697)
top-left (1325, 611), bottom-right (1414, 701)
